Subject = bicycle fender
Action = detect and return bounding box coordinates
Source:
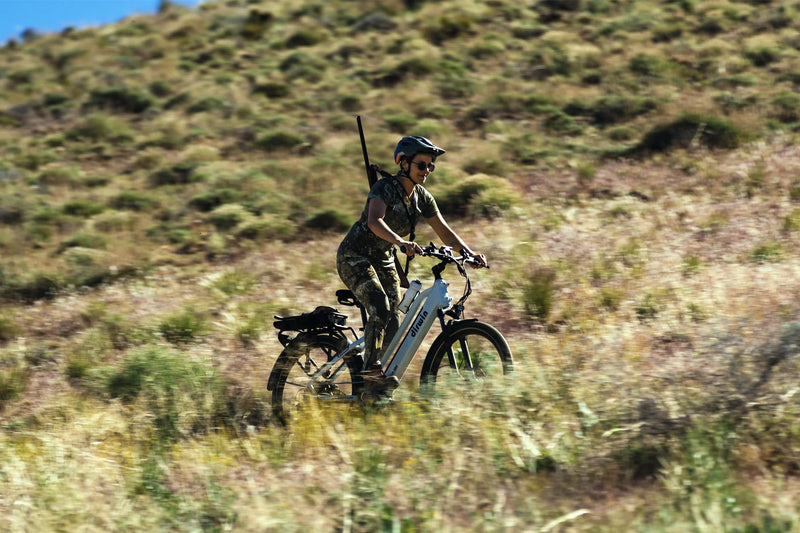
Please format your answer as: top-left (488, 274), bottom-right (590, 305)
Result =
top-left (438, 318), bottom-right (480, 337)
top-left (267, 332), bottom-right (315, 391)
top-left (267, 350), bottom-right (293, 391)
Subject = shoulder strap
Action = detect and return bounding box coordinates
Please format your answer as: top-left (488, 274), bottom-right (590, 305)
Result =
top-left (389, 176), bottom-right (417, 241)
top-left (387, 176), bottom-right (418, 280)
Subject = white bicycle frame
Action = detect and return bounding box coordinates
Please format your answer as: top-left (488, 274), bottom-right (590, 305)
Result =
top-left (383, 278), bottom-right (452, 379)
top-left (305, 277), bottom-right (453, 395)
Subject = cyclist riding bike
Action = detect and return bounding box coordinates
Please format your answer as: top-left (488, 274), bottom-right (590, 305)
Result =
top-left (336, 135), bottom-right (488, 397)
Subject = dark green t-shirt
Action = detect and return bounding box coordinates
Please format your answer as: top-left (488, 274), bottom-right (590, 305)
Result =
top-left (339, 175), bottom-right (438, 261)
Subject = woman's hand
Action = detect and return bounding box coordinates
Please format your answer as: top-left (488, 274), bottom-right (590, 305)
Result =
top-left (467, 251), bottom-right (488, 268)
top-left (399, 240), bottom-right (423, 257)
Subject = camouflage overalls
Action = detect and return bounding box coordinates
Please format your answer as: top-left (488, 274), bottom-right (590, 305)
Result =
top-left (337, 174), bottom-right (438, 368)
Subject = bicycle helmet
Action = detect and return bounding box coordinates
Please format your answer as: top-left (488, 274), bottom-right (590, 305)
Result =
top-left (393, 136), bottom-right (446, 165)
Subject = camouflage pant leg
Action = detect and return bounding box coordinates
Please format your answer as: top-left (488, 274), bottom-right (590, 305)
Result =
top-left (337, 253), bottom-right (401, 368)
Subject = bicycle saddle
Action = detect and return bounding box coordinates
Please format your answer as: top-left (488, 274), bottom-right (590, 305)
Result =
top-left (336, 289), bottom-right (360, 307)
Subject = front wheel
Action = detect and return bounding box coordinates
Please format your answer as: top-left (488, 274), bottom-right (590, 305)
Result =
top-left (268, 333), bottom-right (361, 424)
top-left (419, 320), bottom-right (512, 392)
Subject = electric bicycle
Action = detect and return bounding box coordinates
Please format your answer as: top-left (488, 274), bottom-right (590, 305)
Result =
top-left (266, 243), bottom-right (513, 423)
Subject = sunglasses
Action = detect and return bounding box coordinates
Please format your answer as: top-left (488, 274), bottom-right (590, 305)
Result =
top-left (412, 161), bottom-right (435, 172)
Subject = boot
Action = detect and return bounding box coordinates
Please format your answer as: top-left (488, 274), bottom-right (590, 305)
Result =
top-left (360, 363), bottom-right (399, 398)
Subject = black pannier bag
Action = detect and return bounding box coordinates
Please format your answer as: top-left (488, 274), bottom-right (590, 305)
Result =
top-left (273, 306), bottom-right (347, 334)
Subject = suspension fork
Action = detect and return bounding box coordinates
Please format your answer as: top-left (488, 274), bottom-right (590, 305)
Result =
top-left (438, 311), bottom-right (475, 374)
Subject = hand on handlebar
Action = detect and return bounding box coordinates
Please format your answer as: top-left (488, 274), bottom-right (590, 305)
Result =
top-left (399, 241), bottom-right (423, 257)
top-left (471, 252), bottom-right (489, 269)
top-left (418, 243), bottom-right (489, 269)
top-left (462, 249), bottom-right (489, 269)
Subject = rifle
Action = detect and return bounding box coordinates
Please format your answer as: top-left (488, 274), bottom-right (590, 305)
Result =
top-left (357, 116), bottom-right (411, 289)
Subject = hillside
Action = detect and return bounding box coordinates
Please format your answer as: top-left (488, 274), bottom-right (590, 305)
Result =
top-left (2, 0), bottom-right (800, 530)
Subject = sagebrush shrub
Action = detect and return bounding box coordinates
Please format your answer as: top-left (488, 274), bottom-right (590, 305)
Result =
top-left (543, 108), bottom-right (583, 135)
top-left (189, 189), bottom-right (241, 212)
top-left (0, 367), bottom-right (27, 406)
top-left (65, 113), bottom-right (134, 143)
top-left (629, 53), bottom-right (666, 77)
top-left (2, 271), bottom-right (63, 302)
top-left (85, 87), bottom-right (155, 113)
top-left (523, 266), bottom-right (556, 322)
top-left (744, 45), bottom-right (780, 67)
top-left (37, 165), bottom-right (81, 186)
top-left (187, 96), bottom-right (230, 114)
top-left (0, 314), bottom-right (20, 342)
top-left (62, 199), bottom-right (105, 218)
top-left (149, 80), bottom-right (171, 97)
top-left (278, 52), bottom-right (326, 82)
top-left (158, 307), bottom-right (207, 345)
top-left (434, 174), bottom-right (515, 218)
top-left (149, 161), bottom-right (200, 186)
top-left (422, 13), bottom-right (474, 45)
top-left (770, 92), bottom-right (800, 123)
top-left (241, 8), bottom-right (273, 40)
top-left (462, 156), bottom-right (507, 177)
top-left (751, 241), bottom-right (783, 263)
top-left (211, 270), bottom-right (257, 296)
top-left (436, 59), bottom-right (476, 99)
top-left (633, 113), bottom-right (744, 153)
top-left (257, 130), bottom-right (307, 151)
top-left (565, 95), bottom-right (657, 126)
top-left (0, 203), bottom-right (25, 225)
top-left (209, 204), bottom-right (250, 231)
top-left (305, 208), bottom-right (351, 232)
top-left (58, 232), bottom-right (107, 252)
top-left (252, 81), bottom-right (290, 98)
top-left (285, 28), bottom-right (325, 48)
top-left (106, 347), bottom-right (225, 442)
top-left (384, 113), bottom-right (417, 133)
top-left (236, 218), bottom-right (294, 241)
top-left (600, 287), bottom-right (623, 310)
top-left (110, 191), bottom-right (158, 211)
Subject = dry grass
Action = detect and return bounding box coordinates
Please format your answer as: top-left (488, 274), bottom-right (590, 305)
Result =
top-left (4, 143), bottom-right (800, 530)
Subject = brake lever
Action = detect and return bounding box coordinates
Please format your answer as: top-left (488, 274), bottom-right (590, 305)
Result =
top-left (460, 248), bottom-right (489, 269)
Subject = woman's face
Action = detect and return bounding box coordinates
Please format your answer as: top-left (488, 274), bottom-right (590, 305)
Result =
top-left (406, 154), bottom-right (435, 186)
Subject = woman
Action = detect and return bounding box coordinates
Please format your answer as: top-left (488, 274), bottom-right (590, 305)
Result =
top-left (337, 135), bottom-right (487, 395)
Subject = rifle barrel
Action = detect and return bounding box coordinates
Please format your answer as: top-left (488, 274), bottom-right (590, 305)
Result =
top-left (357, 116), bottom-right (376, 188)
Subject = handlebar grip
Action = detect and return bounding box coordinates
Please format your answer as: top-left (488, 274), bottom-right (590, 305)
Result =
top-left (465, 258), bottom-right (489, 269)
top-left (400, 245), bottom-right (406, 254)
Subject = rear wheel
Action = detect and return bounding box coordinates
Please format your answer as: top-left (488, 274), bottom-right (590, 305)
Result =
top-left (420, 320), bottom-right (512, 392)
top-left (269, 333), bottom-right (361, 424)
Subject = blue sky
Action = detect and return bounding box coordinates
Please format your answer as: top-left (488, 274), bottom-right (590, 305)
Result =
top-left (0, 0), bottom-right (202, 44)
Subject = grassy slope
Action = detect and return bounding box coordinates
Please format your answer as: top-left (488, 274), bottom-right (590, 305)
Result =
top-left (2, 0), bottom-right (800, 530)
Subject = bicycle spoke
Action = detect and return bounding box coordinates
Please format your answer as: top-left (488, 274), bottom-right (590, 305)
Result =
top-left (421, 321), bottom-right (512, 392)
top-left (270, 334), bottom-right (361, 423)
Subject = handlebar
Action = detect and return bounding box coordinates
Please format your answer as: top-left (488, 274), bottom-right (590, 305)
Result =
top-left (400, 243), bottom-right (488, 269)
top-left (423, 243), bottom-right (488, 268)
top-left (400, 243), bottom-right (482, 319)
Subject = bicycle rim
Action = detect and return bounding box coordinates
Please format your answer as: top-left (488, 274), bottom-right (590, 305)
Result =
top-left (421, 321), bottom-right (512, 391)
top-left (272, 335), bottom-right (358, 423)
